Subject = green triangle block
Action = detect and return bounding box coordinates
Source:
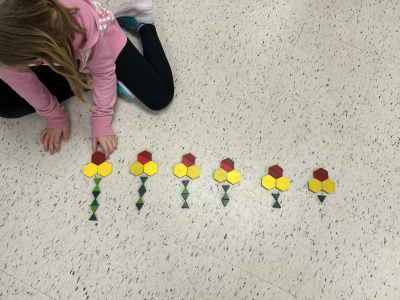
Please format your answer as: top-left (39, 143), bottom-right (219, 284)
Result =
top-left (182, 193), bottom-right (189, 200)
top-left (318, 195), bottom-right (326, 202)
top-left (94, 178), bottom-right (102, 185)
top-left (272, 193), bottom-right (280, 201)
top-left (139, 189), bottom-right (146, 197)
top-left (222, 199), bottom-right (229, 207)
top-left (273, 200), bottom-right (281, 208)
top-left (182, 187), bottom-right (189, 194)
top-left (222, 192), bottom-right (230, 200)
top-left (140, 177), bottom-right (148, 184)
top-left (89, 214), bottom-right (97, 221)
top-left (136, 203), bottom-right (144, 211)
top-left (182, 201), bottom-right (189, 208)
top-left (92, 191), bottom-right (100, 199)
top-left (223, 185), bottom-right (230, 192)
top-left (137, 198), bottom-right (144, 204)
top-left (90, 199), bottom-right (99, 207)
top-left (139, 184), bottom-right (146, 191)
top-left (93, 185), bottom-right (100, 192)
top-left (91, 206), bottom-right (98, 213)
top-left (182, 180), bottom-right (189, 187)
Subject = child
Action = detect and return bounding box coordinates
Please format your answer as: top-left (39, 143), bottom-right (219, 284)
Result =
top-left (0, 0), bottom-right (174, 159)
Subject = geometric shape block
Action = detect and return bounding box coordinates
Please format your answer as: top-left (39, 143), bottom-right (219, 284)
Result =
top-left (222, 185), bottom-right (230, 192)
top-left (276, 176), bottom-right (290, 192)
top-left (272, 193), bottom-right (280, 201)
top-left (91, 205), bottom-right (98, 213)
top-left (94, 178), bottom-right (102, 185)
top-left (90, 199), bottom-right (99, 207)
top-left (322, 179), bottom-right (336, 194)
top-left (182, 180), bottom-right (189, 187)
top-left (308, 178), bottom-right (323, 193)
top-left (182, 193), bottom-right (189, 200)
top-left (222, 192), bottom-right (229, 200)
top-left (92, 191), bottom-right (100, 199)
top-left (187, 165), bottom-right (201, 180)
top-left (182, 187), bottom-right (189, 194)
top-left (269, 165), bottom-right (283, 179)
top-left (138, 151), bottom-right (152, 165)
top-left (174, 163), bottom-right (188, 178)
top-left (214, 168), bottom-right (228, 183)
top-left (92, 151), bottom-right (106, 166)
top-left (273, 200), bottom-right (281, 208)
top-left (89, 214), bottom-right (97, 221)
top-left (136, 198), bottom-right (144, 211)
top-left (93, 185), bottom-right (100, 192)
top-left (221, 199), bottom-right (229, 207)
top-left (140, 176), bottom-right (148, 184)
top-left (83, 163), bottom-right (98, 178)
top-left (262, 175), bottom-right (276, 190)
top-left (227, 170), bottom-right (241, 185)
top-left (182, 201), bottom-right (189, 208)
top-left (139, 184), bottom-right (146, 191)
top-left (182, 153), bottom-right (196, 167)
top-left (130, 162), bottom-right (144, 176)
top-left (144, 161), bottom-right (158, 176)
top-left (139, 189), bottom-right (146, 197)
top-left (314, 168), bottom-right (329, 182)
top-left (98, 162), bottom-right (112, 177)
top-left (221, 158), bottom-right (234, 172)
top-left (318, 195), bottom-right (326, 202)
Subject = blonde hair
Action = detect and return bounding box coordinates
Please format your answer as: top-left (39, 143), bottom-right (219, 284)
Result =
top-left (0, 0), bottom-right (93, 104)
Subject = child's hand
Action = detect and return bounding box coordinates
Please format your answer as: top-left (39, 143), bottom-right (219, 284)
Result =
top-left (40, 126), bottom-right (69, 155)
top-left (92, 135), bottom-right (118, 159)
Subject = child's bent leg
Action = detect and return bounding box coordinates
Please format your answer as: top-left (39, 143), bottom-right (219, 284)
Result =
top-left (0, 66), bottom-right (73, 119)
top-left (115, 25), bottom-right (174, 111)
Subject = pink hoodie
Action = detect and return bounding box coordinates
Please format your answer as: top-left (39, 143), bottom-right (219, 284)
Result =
top-left (0, 0), bottom-right (127, 138)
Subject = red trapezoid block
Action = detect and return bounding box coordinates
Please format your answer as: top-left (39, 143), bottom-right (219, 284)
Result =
top-left (138, 151), bottom-right (152, 165)
top-left (92, 151), bottom-right (106, 166)
top-left (221, 158), bottom-right (234, 172)
top-left (182, 153), bottom-right (196, 167)
top-left (269, 165), bottom-right (283, 179)
top-left (314, 168), bottom-right (329, 181)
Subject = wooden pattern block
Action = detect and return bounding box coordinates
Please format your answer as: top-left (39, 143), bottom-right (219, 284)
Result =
top-left (92, 191), bottom-right (100, 199)
top-left (318, 195), bottom-right (326, 202)
top-left (276, 176), bottom-right (290, 192)
top-left (262, 175), bottom-right (276, 190)
top-left (314, 168), bottom-right (329, 182)
top-left (221, 158), bottom-right (234, 172)
top-left (182, 201), bottom-right (189, 208)
top-left (308, 178), bottom-right (322, 193)
top-left (223, 185), bottom-right (230, 192)
top-left (136, 198), bottom-right (144, 211)
top-left (94, 178), bottom-right (102, 185)
top-left (174, 163), bottom-right (188, 178)
top-left (273, 200), bottom-right (281, 208)
top-left (221, 199), bottom-right (229, 207)
top-left (144, 161), bottom-right (158, 176)
top-left (92, 151), bottom-right (106, 166)
top-left (130, 162), bottom-right (144, 176)
top-left (227, 170), bottom-right (241, 185)
top-left (322, 179), bottom-right (336, 194)
top-left (83, 163), bottom-right (98, 178)
top-left (89, 214), bottom-right (97, 221)
top-left (214, 168), bottom-right (228, 183)
top-left (98, 162), bottom-right (112, 177)
top-left (187, 165), bottom-right (201, 179)
top-left (138, 151), bottom-right (152, 165)
top-left (182, 153), bottom-right (196, 167)
top-left (269, 165), bottom-right (283, 179)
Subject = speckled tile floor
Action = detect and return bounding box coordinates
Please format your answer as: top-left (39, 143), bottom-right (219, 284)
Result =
top-left (1, 0), bottom-right (400, 299)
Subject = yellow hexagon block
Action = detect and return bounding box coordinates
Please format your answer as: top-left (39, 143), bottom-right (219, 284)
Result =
top-left (83, 162), bottom-right (98, 178)
top-left (174, 163), bottom-right (188, 178)
top-left (227, 170), bottom-right (241, 185)
top-left (144, 161), bottom-right (158, 176)
top-left (309, 178), bottom-right (322, 193)
top-left (322, 179), bottom-right (336, 194)
top-left (130, 162), bottom-right (144, 176)
top-left (262, 175), bottom-right (276, 190)
top-left (276, 176), bottom-right (290, 192)
top-left (187, 165), bottom-right (201, 179)
top-left (214, 168), bottom-right (228, 183)
top-left (98, 162), bottom-right (112, 177)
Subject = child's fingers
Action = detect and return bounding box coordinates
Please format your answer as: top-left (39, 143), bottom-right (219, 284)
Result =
top-left (92, 139), bottom-right (97, 153)
top-left (40, 130), bottom-right (46, 144)
top-left (112, 137), bottom-right (117, 149)
top-left (43, 134), bottom-right (49, 152)
top-left (49, 137), bottom-right (54, 155)
top-left (63, 127), bottom-right (69, 141)
top-left (55, 137), bottom-right (60, 153)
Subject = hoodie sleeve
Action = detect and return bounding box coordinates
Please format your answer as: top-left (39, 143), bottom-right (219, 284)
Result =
top-left (0, 67), bottom-right (69, 128)
top-left (86, 31), bottom-right (117, 139)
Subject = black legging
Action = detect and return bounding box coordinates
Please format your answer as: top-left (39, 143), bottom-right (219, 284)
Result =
top-left (0, 25), bottom-right (174, 118)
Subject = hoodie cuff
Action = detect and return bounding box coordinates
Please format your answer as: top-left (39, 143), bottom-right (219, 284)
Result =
top-left (91, 116), bottom-right (115, 139)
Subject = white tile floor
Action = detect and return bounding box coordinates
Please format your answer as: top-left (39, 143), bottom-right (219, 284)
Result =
top-left (1, 0), bottom-right (400, 299)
